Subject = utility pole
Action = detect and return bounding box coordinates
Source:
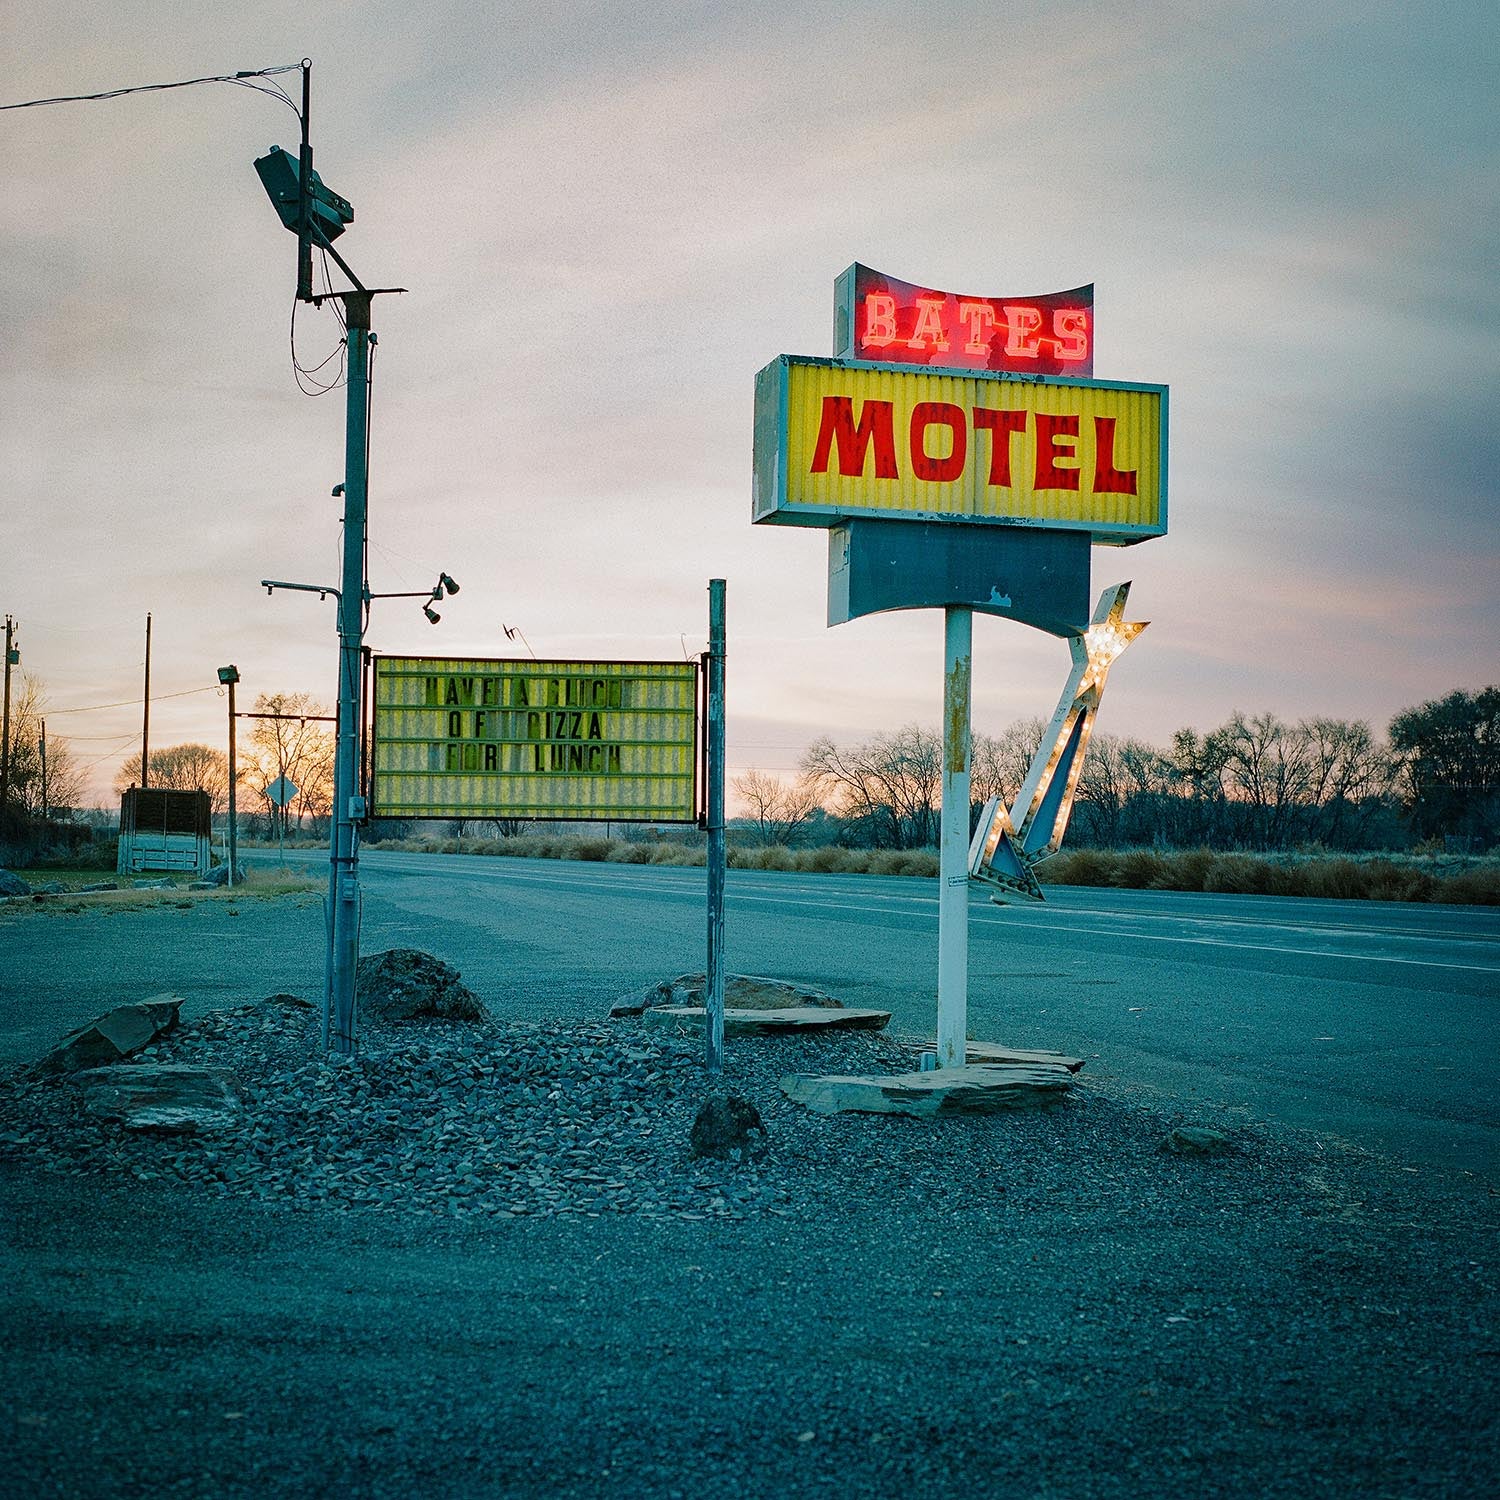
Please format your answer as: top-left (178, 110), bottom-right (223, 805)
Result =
top-left (326, 291), bottom-right (373, 1056)
top-left (253, 61), bottom-right (403, 1057)
top-left (39, 718), bottom-right (47, 820)
top-left (0, 615), bottom-right (15, 816)
top-left (140, 612), bottom-right (152, 789)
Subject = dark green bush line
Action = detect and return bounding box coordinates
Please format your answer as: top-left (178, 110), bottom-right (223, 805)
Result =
top-left (1041, 847), bottom-right (1500, 905)
top-left (363, 834), bottom-right (941, 878)
top-left (359, 834), bottom-right (1497, 903)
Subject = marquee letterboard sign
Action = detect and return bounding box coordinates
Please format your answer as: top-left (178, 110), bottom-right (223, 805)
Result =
top-left (370, 657), bottom-right (700, 822)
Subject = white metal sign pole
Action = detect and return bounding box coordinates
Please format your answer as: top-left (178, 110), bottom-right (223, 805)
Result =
top-left (936, 605), bottom-right (972, 1069)
top-left (705, 579), bottom-right (727, 1075)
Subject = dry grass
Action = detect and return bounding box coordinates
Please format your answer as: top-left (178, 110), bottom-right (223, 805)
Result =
top-left (364, 833), bottom-right (942, 878)
top-left (351, 831), bottom-right (1498, 904)
top-left (1, 867), bottom-right (318, 917)
top-left (1040, 848), bottom-right (1500, 905)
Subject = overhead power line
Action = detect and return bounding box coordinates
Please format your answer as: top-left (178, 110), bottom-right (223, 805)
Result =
top-left (44, 686), bottom-right (218, 716)
top-left (1, 65), bottom-right (304, 116)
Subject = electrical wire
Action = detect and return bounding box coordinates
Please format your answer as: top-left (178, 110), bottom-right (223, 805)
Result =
top-left (72, 733), bottom-right (146, 768)
top-left (289, 248), bottom-right (354, 396)
top-left (0, 63), bottom-right (355, 406)
top-left (44, 686), bottom-right (218, 716)
top-left (1, 65), bottom-right (304, 115)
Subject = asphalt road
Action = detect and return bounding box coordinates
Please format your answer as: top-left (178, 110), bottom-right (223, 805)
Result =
top-left (4, 853), bottom-right (1497, 1498)
top-left (270, 848), bottom-right (1499, 1181)
top-left (2, 850), bottom-right (1495, 1179)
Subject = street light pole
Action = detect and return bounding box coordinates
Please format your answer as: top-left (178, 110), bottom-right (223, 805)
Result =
top-left (218, 665), bottom-right (240, 888)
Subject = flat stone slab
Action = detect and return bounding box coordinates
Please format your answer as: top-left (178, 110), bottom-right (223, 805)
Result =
top-left (643, 1005), bottom-right (891, 1037)
top-left (781, 1063), bottom-right (1074, 1118)
top-left (74, 1064), bottom-right (242, 1133)
top-left (614, 973), bottom-right (848, 1018)
top-left (31, 995), bottom-right (184, 1076)
top-left (919, 1040), bottom-right (1086, 1073)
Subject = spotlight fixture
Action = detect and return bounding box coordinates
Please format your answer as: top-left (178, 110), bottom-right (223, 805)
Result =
top-left (423, 603), bottom-right (441, 625)
top-left (438, 572), bottom-right (460, 597)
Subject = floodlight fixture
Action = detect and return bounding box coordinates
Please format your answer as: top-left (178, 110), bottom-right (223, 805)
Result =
top-left (439, 572), bottom-right (460, 597)
top-left (423, 603), bottom-right (441, 625)
top-left (254, 144), bottom-right (353, 243)
top-left (217, 665), bottom-right (240, 686)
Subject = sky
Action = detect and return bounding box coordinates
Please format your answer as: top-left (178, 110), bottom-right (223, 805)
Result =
top-left (2, 0), bottom-right (1496, 808)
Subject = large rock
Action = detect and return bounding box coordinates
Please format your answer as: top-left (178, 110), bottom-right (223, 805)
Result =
top-left (75, 1064), bottom-right (242, 1133)
top-left (643, 1005), bottom-right (891, 1037)
top-left (0, 868), bottom-right (32, 897)
top-left (356, 948), bottom-right (485, 1023)
top-left (1164, 1126), bottom-right (1232, 1156)
top-left (31, 996), bottom-right (184, 1076)
top-left (613, 973), bottom-right (846, 1019)
top-left (781, 1062), bottom-right (1074, 1118)
top-left (689, 1093), bottom-right (766, 1159)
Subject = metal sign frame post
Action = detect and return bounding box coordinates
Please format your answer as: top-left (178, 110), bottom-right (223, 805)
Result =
top-left (937, 606), bottom-right (972, 1068)
top-left (705, 579), bottom-right (727, 1075)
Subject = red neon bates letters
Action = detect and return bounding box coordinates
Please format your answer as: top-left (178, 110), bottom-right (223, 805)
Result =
top-left (834, 264), bottom-right (1094, 378)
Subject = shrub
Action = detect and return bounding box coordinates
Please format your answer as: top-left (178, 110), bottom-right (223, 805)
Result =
top-left (1043, 848), bottom-right (1113, 887)
top-left (805, 845), bottom-right (858, 874)
top-left (1113, 849), bottom-right (1170, 889)
top-left (648, 843), bottom-right (705, 867)
top-left (1299, 858), bottom-right (1369, 901)
top-left (737, 844), bottom-right (795, 871)
top-left (605, 842), bottom-right (651, 864)
top-left (1164, 848), bottom-right (1216, 891)
top-left (1202, 855), bottom-right (1278, 894)
top-left (1434, 868), bottom-right (1500, 904)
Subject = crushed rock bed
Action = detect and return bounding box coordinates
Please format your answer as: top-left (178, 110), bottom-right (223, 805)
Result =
top-left (0, 1001), bottom-right (1301, 1224)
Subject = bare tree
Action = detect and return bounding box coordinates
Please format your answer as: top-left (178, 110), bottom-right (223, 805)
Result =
top-left (1299, 717), bottom-right (1396, 847)
top-left (115, 743), bottom-right (231, 815)
top-left (3, 674), bottom-right (85, 816)
top-left (801, 725), bottom-right (942, 849)
top-left (242, 692), bottom-right (336, 836)
top-left (1218, 712), bottom-right (1317, 849)
top-left (732, 768), bottom-right (820, 847)
top-left (971, 717), bottom-right (1045, 814)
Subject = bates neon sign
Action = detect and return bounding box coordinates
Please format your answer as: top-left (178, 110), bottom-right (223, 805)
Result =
top-left (834, 264), bottom-right (1093, 377)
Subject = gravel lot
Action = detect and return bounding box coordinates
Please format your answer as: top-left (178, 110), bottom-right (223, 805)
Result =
top-left (1, 894), bottom-right (1497, 1498)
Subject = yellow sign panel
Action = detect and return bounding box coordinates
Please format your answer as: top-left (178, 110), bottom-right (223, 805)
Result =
top-left (752, 355), bottom-right (1167, 543)
top-left (371, 657), bottom-right (699, 822)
